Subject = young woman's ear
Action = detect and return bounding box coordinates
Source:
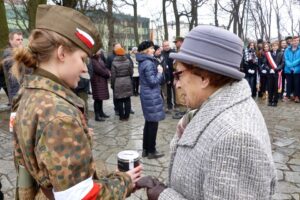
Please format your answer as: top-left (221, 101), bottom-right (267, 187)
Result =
top-left (57, 45), bottom-right (65, 62)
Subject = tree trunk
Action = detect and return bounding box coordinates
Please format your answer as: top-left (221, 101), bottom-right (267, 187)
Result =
top-left (27, 0), bottom-right (46, 31)
top-left (107, 0), bottom-right (114, 53)
top-left (214, 0), bottom-right (219, 27)
top-left (172, 0), bottom-right (180, 37)
top-left (276, 13), bottom-right (281, 41)
top-left (0, 0), bottom-right (9, 55)
top-left (238, 0), bottom-right (247, 39)
top-left (133, 0), bottom-right (139, 46)
top-left (162, 0), bottom-right (168, 40)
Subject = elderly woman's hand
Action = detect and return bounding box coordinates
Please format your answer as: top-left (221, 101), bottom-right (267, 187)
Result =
top-left (136, 176), bottom-right (166, 200)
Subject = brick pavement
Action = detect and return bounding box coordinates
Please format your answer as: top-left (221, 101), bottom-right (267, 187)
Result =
top-left (0, 89), bottom-right (300, 199)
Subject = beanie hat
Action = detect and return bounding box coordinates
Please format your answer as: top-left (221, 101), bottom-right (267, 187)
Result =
top-left (115, 47), bottom-right (126, 56)
top-left (170, 25), bottom-right (244, 80)
top-left (154, 45), bottom-right (160, 52)
top-left (138, 41), bottom-right (154, 52)
top-left (36, 5), bottom-right (100, 56)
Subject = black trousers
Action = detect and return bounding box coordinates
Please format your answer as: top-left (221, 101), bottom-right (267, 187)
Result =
top-left (94, 100), bottom-right (104, 116)
top-left (294, 74), bottom-right (300, 98)
top-left (116, 97), bottom-right (130, 119)
top-left (143, 121), bottom-right (158, 153)
top-left (132, 77), bottom-right (139, 95)
top-left (267, 74), bottom-right (278, 103)
top-left (166, 83), bottom-right (176, 109)
top-left (286, 74), bottom-right (294, 98)
top-left (259, 75), bottom-right (267, 97)
top-left (114, 97), bottom-right (132, 111)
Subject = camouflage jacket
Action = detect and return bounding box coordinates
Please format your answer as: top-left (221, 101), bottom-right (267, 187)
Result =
top-left (12, 68), bottom-right (133, 199)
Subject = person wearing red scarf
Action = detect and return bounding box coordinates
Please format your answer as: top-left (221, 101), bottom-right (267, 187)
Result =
top-left (262, 42), bottom-right (283, 106)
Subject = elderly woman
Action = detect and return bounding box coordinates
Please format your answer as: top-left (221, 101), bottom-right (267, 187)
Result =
top-left (136, 26), bottom-right (276, 199)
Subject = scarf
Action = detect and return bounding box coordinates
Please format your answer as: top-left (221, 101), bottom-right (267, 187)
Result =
top-left (265, 51), bottom-right (282, 92)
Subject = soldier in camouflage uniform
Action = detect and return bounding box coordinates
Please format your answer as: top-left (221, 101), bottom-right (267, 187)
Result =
top-left (11, 5), bottom-right (141, 200)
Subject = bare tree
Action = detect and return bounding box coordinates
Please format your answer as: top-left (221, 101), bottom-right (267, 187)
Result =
top-left (218, 0), bottom-right (248, 39)
top-left (272, 0), bottom-right (284, 41)
top-left (162, 0), bottom-right (169, 40)
top-left (171, 0), bottom-right (181, 36)
top-left (214, 0), bottom-right (219, 27)
top-left (6, 0), bottom-right (29, 34)
top-left (27, 0), bottom-right (46, 30)
top-left (0, 0), bottom-right (9, 53)
top-left (107, 0), bottom-right (114, 52)
top-left (181, 0), bottom-right (207, 30)
top-left (284, 0), bottom-right (296, 36)
top-left (249, 0), bottom-right (270, 40)
top-left (119, 0), bottom-right (139, 46)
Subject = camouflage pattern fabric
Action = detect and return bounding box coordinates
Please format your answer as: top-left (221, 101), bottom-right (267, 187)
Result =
top-left (12, 70), bottom-right (133, 199)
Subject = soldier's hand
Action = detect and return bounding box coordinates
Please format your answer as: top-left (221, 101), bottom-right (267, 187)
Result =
top-left (126, 165), bottom-right (142, 188)
top-left (88, 128), bottom-right (94, 138)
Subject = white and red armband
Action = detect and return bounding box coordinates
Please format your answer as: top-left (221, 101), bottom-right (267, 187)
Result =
top-left (53, 176), bottom-right (100, 200)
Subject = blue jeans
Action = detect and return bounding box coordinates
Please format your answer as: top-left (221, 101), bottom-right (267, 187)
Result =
top-left (245, 75), bottom-right (256, 97)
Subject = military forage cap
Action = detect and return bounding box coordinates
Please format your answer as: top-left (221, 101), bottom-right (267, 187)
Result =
top-left (36, 5), bottom-right (100, 56)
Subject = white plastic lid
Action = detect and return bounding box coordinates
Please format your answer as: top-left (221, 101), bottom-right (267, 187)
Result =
top-left (117, 150), bottom-right (139, 161)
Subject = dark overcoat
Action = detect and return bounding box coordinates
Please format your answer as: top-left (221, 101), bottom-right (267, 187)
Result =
top-left (90, 56), bottom-right (110, 101)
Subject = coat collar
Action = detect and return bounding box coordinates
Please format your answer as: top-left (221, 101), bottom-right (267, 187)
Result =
top-left (178, 79), bottom-right (251, 147)
top-left (23, 74), bottom-right (84, 109)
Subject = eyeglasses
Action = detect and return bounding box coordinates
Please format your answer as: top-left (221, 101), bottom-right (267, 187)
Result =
top-left (173, 70), bottom-right (186, 81)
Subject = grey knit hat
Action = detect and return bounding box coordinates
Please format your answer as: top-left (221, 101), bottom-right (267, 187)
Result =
top-left (170, 25), bottom-right (245, 80)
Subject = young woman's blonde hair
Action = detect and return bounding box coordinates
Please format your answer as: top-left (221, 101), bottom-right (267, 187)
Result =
top-left (12, 29), bottom-right (78, 80)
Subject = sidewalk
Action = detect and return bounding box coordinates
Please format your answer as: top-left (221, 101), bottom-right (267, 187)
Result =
top-left (1, 89), bottom-right (300, 199)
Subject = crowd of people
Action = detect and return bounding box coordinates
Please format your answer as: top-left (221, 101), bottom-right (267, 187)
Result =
top-left (242, 36), bottom-right (300, 106)
top-left (0, 4), bottom-right (299, 200)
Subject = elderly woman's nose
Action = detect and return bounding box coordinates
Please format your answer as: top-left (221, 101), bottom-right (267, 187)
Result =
top-left (174, 80), bottom-right (181, 88)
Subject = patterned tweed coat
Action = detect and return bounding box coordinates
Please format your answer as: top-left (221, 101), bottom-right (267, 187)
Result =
top-left (159, 79), bottom-right (276, 200)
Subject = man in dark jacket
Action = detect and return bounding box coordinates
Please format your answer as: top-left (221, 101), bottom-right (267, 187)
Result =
top-left (0, 65), bottom-right (8, 99)
top-left (161, 40), bottom-right (176, 112)
top-left (2, 31), bottom-right (23, 104)
top-left (74, 59), bottom-right (94, 122)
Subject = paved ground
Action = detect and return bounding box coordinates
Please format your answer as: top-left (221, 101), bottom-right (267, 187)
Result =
top-left (0, 88), bottom-right (300, 200)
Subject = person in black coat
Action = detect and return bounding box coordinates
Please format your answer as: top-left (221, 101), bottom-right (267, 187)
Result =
top-left (91, 50), bottom-right (110, 121)
top-left (262, 42), bottom-right (282, 106)
top-left (161, 40), bottom-right (176, 111)
top-left (243, 42), bottom-right (259, 97)
top-left (278, 40), bottom-right (288, 99)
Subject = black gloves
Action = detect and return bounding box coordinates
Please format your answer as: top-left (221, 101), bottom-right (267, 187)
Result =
top-left (136, 176), bottom-right (167, 200)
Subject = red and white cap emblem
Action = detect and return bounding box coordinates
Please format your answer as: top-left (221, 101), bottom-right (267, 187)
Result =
top-left (75, 28), bottom-right (95, 49)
